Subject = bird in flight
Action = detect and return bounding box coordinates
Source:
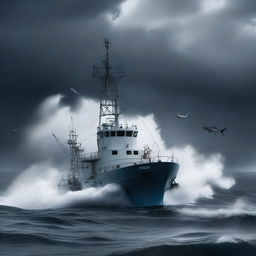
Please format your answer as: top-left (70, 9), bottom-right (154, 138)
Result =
top-left (70, 87), bottom-right (80, 95)
top-left (176, 112), bottom-right (189, 119)
top-left (203, 126), bottom-right (227, 135)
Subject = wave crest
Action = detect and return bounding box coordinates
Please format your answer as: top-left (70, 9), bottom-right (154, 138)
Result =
top-left (178, 199), bottom-right (255, 218)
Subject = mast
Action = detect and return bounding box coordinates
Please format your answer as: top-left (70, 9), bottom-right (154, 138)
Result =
top-left (93, 39), bottom-right (124, 128)
top-left (67, 123), bottom-right (82, 183)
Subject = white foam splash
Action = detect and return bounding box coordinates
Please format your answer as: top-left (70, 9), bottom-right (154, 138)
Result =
top-left (217, 235), bottom-right (240, 244)
top-left (164, 146), bottom-right (235, 205)
top-left (0, 162), bottom-right (129, 209)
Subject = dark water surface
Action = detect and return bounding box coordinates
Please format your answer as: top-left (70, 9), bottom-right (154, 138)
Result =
top-left (1, 172), bottom-right (256, 256)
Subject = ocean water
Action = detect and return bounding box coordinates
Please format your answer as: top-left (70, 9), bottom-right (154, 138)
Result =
top-left (1, 171), bottom-right (256, 256)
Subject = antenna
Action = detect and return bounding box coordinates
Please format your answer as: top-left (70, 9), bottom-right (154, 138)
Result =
top-left (93, 38), bottom-right (125, 127)
top-left (70, 116), bottom-right (74, 132)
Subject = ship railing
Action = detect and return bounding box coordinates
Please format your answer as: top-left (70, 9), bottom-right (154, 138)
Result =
top-left (80, 152), bottom-right (99, 162)
top-left (99, 155), bottom-right (178, 173)
top-left (151, 155), bottom-right (178, 163)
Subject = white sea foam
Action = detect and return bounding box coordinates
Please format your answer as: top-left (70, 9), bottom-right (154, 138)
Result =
top-left (1, 95), bottom-right (235, 209)
top-left (0, 162), bottom-right (129, 209)
top-left (178, 199), bottom-right (256, 218)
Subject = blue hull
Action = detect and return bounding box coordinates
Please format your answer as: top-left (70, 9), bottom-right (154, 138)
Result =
top-left (97, 162), bottom-right (179, 207)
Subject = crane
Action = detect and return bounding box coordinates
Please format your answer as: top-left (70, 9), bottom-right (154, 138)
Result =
top-left (52, 133), bottom-right (69, 156)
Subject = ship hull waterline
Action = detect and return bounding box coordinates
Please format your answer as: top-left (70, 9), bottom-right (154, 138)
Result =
top-left (97, 162), bottom-right (179, 207)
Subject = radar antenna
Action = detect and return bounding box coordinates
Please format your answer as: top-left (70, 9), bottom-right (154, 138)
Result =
top-left (93, 39), bottom-right (124, 127)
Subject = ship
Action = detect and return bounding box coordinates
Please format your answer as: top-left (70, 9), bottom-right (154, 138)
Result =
top-left (63, 39), bottom-right (179, 207)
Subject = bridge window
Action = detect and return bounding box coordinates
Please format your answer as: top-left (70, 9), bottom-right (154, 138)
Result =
top-left (126, 150), bottom-right (132, 155)
top-left (99, 132), bottom-right (103, 138)
top-left (133, 131), bottom-right (138, 137)
top-left (110, 131), bottom-right (116, 137)
top-left (134, 150), bottom-right (138, 155)
top-left (112, 150), bottom-right (118, 155)
top-left (104, 131), bottom-right (109, 137)
top-left (117, 131), bottom-right (125, 136)
top-left (126, 131), bottom-right (133, 137)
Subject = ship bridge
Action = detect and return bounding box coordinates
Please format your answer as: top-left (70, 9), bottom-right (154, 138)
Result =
top-left (96, 122), bottom-right (142, 170)
top-left (98, 124), bottom-right (138, 148)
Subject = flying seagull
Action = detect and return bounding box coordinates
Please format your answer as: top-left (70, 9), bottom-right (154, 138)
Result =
top-left (176, 112), bottom-right (189, 119)
top-left (203, 126), bottom-right (227, 135)
top-left (70, 87), bottom-right (80, 95)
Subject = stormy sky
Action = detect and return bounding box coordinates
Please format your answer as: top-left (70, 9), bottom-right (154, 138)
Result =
top-left (1, 0), bottom-right (256, 176)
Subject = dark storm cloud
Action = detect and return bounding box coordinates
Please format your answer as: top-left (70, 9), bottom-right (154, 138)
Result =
top-left (0, 0), bottom-right (123, 25)
top-left (1, 0), bottom-right (256, 173)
